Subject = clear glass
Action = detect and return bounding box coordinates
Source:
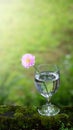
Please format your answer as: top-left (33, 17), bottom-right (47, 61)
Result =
top-left (34, 64), bottom-right (60, 116)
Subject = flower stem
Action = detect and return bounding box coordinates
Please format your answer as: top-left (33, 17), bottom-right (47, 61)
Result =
top-left (43, 82), bottom-right (49, 96)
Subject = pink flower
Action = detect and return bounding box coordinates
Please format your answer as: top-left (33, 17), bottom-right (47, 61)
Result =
top-left (21, 53), bottom-right (35, 68)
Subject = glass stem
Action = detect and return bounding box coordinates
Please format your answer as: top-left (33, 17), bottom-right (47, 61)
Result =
top-left (46, 96), bottom-right (51, 105)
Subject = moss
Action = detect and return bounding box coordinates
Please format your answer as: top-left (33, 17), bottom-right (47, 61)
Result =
top-left (0, 105), bottom-right (73, 130)
top-left (0, 105), bottom-right (10, 114)
top-left (14, 112), bottom-right (24, 118)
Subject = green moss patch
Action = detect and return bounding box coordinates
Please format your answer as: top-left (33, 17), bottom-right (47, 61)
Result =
top-left (0, 105), bottom-right (73, 130)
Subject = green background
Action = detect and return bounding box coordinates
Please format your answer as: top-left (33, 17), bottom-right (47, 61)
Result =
top-left (0, 0), bottom-right (73, 106)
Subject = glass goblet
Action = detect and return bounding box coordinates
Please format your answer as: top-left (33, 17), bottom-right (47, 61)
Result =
top-left (34, 64), bottom-right (60, 116)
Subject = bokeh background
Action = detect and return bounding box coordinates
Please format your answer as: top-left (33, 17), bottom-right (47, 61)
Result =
top-left (0, 0), bottom-right (73, 107)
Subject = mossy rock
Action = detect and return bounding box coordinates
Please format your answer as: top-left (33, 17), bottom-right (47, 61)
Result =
top-left (0, 105), bottom-right (73, 130)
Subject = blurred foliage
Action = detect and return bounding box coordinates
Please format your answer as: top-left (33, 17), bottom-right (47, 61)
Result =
top-left (0, 0), bottom-right (73, 106)
top-left (52, 53), bottom-right (73, 106)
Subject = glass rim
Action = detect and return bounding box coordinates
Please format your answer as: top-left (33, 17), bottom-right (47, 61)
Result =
top-left (38, 63), bottom-right (59, 68)
top-left (35, 63), bottom-right (60, 72)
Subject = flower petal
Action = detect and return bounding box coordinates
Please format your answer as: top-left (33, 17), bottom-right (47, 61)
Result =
top-left (21, 53), bottom-right (35, 69)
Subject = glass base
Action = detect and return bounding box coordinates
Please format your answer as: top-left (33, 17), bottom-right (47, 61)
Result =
top-left (38, 103), bottom-right (60, 116)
